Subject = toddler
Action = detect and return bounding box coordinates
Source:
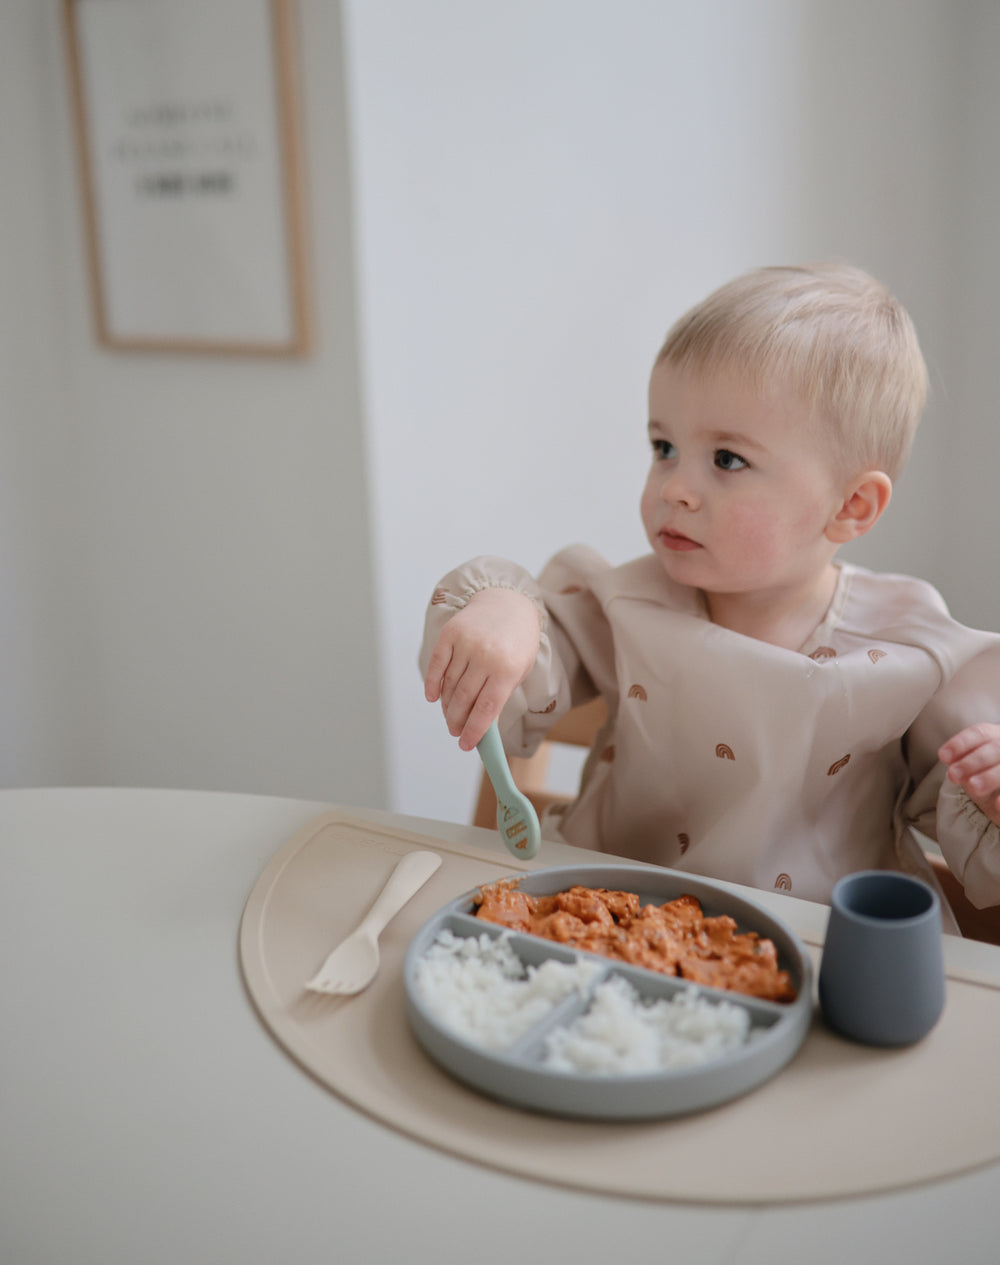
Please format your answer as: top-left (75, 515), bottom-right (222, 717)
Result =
top-left (421, 264), bottom-right (1000, 926)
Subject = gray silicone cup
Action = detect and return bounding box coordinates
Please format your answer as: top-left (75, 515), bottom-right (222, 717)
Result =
top-left (404, 864), bottom-right (814, 1121)
top-left (818, 870), bottom-right (945, 1047)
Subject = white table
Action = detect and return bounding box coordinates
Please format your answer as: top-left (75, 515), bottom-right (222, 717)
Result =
top-left (0, 788), bottom-right (997, 1265)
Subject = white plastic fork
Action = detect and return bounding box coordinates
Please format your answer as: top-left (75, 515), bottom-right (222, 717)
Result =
top-left (304, 850), bottom-right (442, 995)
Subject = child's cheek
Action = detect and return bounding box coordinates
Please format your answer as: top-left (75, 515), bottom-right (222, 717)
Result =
top-left (639, 481), bottom-right (660, 537)
top-left (723, 505), bottom-right (785, 565)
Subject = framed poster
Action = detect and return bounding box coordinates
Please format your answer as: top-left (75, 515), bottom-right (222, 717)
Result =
top-left (64, 0), bottom-right (310, 356)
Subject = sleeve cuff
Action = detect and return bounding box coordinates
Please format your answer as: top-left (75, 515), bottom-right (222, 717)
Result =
top-left (938, 779), bottom-right (1000, 910)
top-left (429, 557), bottom-right (548, 633)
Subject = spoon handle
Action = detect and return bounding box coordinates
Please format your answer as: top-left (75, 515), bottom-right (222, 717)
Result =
top-left (476, 721), bottom-right (520, 806)
top-left (477, 722), bottom-right (542, 859)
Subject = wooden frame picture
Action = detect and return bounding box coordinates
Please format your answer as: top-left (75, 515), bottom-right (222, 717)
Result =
top-left (64, 0), bottom-right (310, 356)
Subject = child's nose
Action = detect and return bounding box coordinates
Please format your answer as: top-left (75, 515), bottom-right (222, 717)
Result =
top-left (660, 466), bottom-right (700, 509)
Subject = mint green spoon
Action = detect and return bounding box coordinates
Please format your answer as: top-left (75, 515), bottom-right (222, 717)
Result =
top-left (476, 721), bottom-right (542, 859)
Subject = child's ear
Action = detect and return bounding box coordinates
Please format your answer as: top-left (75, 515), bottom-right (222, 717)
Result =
top-left (825, 471), bottom-right (893, 544)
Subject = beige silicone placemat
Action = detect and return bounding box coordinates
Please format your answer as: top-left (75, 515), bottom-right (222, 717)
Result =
top-left (239, 811), bottom-right (1000, 1205)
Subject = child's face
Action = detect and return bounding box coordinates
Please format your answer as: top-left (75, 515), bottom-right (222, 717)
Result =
top-left (641, 361), bottom-right (845, 600)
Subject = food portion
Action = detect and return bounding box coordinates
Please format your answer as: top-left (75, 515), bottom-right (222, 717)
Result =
top-left (473, 882), bottom-right (797, 1003)
top-left (412, 928), bottom-right (752, 1073)
top-left (411, 929), bottom-right (601, 1052)
top-left (543, 972), bottom-right (751, 1075)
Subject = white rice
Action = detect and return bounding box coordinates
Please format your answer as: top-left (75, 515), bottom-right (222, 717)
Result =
top-left (413, 929), bottom-right (751, 1073)
top-left (412, 929), bottom-right (601, 1051)
top-left (541, 974), bottom-right (750, 1075)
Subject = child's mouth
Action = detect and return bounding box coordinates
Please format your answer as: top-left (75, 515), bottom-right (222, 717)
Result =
top-left (660, 530), bottom-right (701, 552)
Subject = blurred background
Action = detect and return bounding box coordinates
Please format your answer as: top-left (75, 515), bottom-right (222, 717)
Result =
top-left (2, 0), bottom-right (997, 827)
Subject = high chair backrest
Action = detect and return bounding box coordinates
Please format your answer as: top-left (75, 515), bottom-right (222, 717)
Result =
top-left (471, 697), bottom-right (1000, 946)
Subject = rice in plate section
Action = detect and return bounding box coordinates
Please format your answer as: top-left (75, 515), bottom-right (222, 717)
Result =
top-left (403, 864), bottom-right (813, 1121)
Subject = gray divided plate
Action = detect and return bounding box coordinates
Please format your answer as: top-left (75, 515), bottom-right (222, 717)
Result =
top-left (404, 864), bottom-right (813, 1120)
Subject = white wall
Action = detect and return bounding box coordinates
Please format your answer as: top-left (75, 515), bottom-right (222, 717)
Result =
top-left (0, 1), bottom-right (88, 785)
top-left (2, 2), bottom-right (997, 826)
top-left (1, 1), bottom-right (385, 805)
top-left (344, 0), bottom-right (1000, 824)
top-left (944, 0), bottom-right (1000, 633)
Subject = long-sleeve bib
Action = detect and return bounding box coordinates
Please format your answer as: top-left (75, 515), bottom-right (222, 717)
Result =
top-left (422, 548), bottom-right (1000, 919)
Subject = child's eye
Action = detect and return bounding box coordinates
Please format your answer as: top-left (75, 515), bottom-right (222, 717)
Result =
top-left (651, 438), bottom-right (676, 461)
top-left (714, 448), bottom-right (749, 472)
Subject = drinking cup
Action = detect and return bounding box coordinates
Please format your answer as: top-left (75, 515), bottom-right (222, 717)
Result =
top-left (818, 870), bottom-right (945, 1047)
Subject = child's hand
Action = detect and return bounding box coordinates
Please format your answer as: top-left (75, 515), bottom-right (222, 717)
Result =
top-left (939, 724), bottom-right (1000, 827)
top-left (423, 588), bottom-right (542, 751)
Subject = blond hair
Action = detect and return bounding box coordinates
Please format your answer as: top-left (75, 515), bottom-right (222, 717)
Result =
top-left (656, 264), bottom-right (928, 481)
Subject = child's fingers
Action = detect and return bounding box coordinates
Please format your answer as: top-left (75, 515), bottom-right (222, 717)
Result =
top-left (458, 688), bottom-right (509, 752)
top-left (938, 732), bottom-right (974, 765)
top-left (939, 723), bottom-right (999, 766)
top-left (444, 666), bottom-right (512, 748)
top-left (938, 725), bottom-right (1000, 829)
top-left (963, 762), bottom-right (1000, 801)
top-left (441, 668), bottom-right (488, 736)
top-left (945, 754), bottom-right (997, 790)
top-left (945, 742), bottom-right (997, 782)
top-left (423, 636), bottom-right (454, 702)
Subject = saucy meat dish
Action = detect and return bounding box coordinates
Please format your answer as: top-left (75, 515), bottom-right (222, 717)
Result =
top-left (473, 882), bottom-right (797, 1003)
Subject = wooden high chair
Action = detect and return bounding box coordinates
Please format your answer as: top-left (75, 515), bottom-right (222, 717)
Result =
top-left (924, 853), bottom-right (1000, 945)
top-left (471, 697), bottom-right (1000, 945)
